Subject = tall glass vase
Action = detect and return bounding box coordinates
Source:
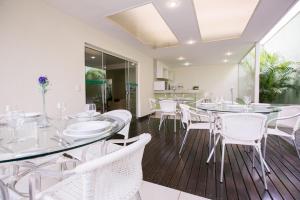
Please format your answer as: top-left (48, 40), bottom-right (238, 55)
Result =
top-left (40, 88), bottom-right (49, 127)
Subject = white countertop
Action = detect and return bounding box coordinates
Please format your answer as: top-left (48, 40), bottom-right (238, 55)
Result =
top-left (154, 90), bottom-right (201, 94)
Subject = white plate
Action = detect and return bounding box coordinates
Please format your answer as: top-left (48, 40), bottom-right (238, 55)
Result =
top-left (63, 127), bottom-right (112, 139)
top-left (24, 112), bottom-right (41, 118)
top-left (74, 112), bottom-right (101, 118)
top-left (66, 121), bottom-right (111, 134)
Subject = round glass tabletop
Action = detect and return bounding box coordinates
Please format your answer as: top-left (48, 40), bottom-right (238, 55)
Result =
top-left (191, 103), bottom-right (281, 114)
top-left (0, 114), bottom-right (125, 163)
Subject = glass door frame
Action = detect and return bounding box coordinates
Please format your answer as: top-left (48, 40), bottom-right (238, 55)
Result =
top-left (85, 43), bottom-right (138, 116)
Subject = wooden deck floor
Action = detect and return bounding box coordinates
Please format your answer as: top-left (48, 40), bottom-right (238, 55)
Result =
top-left (129, 118), bottom-right (300, 200)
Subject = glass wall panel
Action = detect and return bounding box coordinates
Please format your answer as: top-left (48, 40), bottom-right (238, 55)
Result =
top-left (85, 47), bottom-right (106, 112)
top-left (261, 12), bottom-right (300, 104)
top-left (238, 48), bottom-right (256, 102)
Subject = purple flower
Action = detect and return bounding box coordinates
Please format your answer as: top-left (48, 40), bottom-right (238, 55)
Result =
top-left (38, 76), bottom-right (49, 87)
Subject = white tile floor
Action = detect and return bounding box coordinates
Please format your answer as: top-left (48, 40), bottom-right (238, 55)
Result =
top-left (140, 181), bottom-right (209, 200)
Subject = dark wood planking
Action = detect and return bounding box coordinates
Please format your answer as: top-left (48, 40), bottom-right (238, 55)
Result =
top-left (129, 118), bottom-right (300, 200)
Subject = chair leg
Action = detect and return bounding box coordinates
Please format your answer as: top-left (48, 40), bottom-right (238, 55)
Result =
top-left (174, 114), bottom-right (176, 132)
top-left (208, 131), bottom-right (211, 151)
top-left (258, 146), bottom-right (268, 190)
top-left (263, 136), bottom-right (267, 158)
top-left (0, 180), bottom-right (9, 200)
top-left (220, 141), bottom-right (226, 182)
top-left (213, 132), bottom-right (216, 163)
top-left (159, 115), bottom-right (164, 131)
top-left (292, 139), bottom-right (300, 159)
top-left (179, 129), bottom-right (190, 154)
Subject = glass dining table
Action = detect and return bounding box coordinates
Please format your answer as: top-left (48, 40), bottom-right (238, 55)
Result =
top-left (0, 113), bottom-right (125, 197)
top-left (188, 102), bottom-right (281, 170)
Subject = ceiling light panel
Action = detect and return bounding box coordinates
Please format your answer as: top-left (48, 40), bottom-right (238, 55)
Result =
top-left (193, 0), bottom-right (259, 42)
top-left (107, 3), bottom-right (178, 48)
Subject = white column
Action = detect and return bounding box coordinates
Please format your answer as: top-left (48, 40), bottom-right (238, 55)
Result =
top-left (254, 43), bottom-right (260, 103)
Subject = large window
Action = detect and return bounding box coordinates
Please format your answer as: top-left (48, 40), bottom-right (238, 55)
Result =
top-left (238, 47), bottom-right (256, 102)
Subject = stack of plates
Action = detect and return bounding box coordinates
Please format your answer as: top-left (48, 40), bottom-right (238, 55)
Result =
top-left (72, 112), bottom-right (101, 119)
top-left (63, 121), bottom-right (112, 138)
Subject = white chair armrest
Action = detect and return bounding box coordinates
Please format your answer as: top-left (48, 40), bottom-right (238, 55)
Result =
top-left (108, 135), bottom-right (141, 145)
top-left (189, 108), bottom-right (211, 121)
top-left (266, 113), bottom-right (300, 127)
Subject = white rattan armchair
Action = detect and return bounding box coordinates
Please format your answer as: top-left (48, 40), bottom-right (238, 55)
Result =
top-left (219, 113), bottom-right (268, 189)
top-left (29, 133), bottom-right (151, 200)
top-left (103, 109), bottom-right (132, 141)
top-left (264, 106), bottom-right (300, 159)
top-left (158, 100), bottom-right (178, 132)
top-left (179, 104), bottom-right (214, 154)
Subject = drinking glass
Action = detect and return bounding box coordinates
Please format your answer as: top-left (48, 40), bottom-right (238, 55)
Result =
top-left (56, 102), bottom-right (67, 142)
top-left (6, 111), bottom-right (25, 143)
top-left (85, 104), bottom-right (96, 118)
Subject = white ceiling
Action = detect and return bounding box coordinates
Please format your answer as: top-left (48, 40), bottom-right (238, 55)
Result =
top-left (45, 0), bottom-right (297, 67)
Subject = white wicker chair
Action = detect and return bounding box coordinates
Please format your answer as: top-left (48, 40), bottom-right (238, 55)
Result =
top-left (29, 133), bottom-right (151, 200)
top-left (103, 109), bottom-right (132, 141)
top-left (179, 104), bottom-right (213, 154)
top-left (219, 113), bottom-right (268, 189)
top-left (264, 106), bottom-right (300, 159)
top-left (158, 100), bottom-right (178, 132)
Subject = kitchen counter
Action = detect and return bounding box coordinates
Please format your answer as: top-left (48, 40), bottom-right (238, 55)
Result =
top-left (154, 90), bottom-right (201, 94)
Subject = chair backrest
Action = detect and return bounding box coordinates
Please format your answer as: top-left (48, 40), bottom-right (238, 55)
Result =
top-left (159, 100), bottom-right (177, 113)
top-left (103, 109), bottom-right (132, 139)
top-left (179, 104), bottom-right (191, 125)
top-left (277, 106), bottom-right (300, 131)
top-left (149, 98), bottom-right (157, 112)
top-left (220, 113), bottom-right (267, 142)
top-left (73, 133), bottom-right (151, 200)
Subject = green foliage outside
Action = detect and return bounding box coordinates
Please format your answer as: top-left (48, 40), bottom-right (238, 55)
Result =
top-left (259, 50), bottom-right (299, 103)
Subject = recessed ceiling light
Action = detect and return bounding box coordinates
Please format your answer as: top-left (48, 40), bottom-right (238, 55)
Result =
top-left (183, 62), bottom-right (191, 66)
top-left (193, 0), bottom-right (259, 42)
top-left (223, 59), bottom-right (229, 63)
top-left (225, 52), bottom-right (233, 56)
top-left (177, 56), bottom-right (185, 60)
top-left (91, 56), bottom-right (96, 59)
top-left (166, 0), bottom-right (180, 8)
top-left (107, 3), bottom-right (178, 48)
top-left (186, 40), bottom-right (196, 45)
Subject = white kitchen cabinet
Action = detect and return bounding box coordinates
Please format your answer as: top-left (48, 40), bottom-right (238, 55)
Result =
top-left (155, 61), bottom-right (170, 79)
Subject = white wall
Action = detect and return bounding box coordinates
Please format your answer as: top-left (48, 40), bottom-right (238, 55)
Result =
top-left (0, 0), bottom-right (154, 117)
top-left (173, 65), bottom-right (238, 100)
top-left (264, 12), bottom-right (300, 62)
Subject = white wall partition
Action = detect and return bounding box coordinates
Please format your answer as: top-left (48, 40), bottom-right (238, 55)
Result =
top-left (173, 65), bottom-right (238, 100)
top-left (0, 0), bottom-right (154, 117)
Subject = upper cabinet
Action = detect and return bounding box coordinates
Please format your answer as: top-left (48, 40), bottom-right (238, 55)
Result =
top-left (155, 60), bottom-right (172, 80)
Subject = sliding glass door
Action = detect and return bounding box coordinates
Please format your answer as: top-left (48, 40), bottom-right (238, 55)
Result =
top-left (126, 61), bottom-right (137, 116)
top-left (85, 46), bottom-right (137, 115)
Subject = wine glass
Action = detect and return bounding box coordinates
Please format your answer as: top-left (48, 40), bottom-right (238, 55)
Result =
top-left (56, 102), bottom-right (67, 143)
top-left (85, 104), bottom-right (96, 118)
top-left (243, 96), bottom-right (252, 108)
top-left (6, 111), bottom-right (25, 143)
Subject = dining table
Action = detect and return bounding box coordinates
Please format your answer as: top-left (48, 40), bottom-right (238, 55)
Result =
top-left (0, 113), bottom-right (125, 198)
top-left (189, 102), bottom-right (281, 171)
